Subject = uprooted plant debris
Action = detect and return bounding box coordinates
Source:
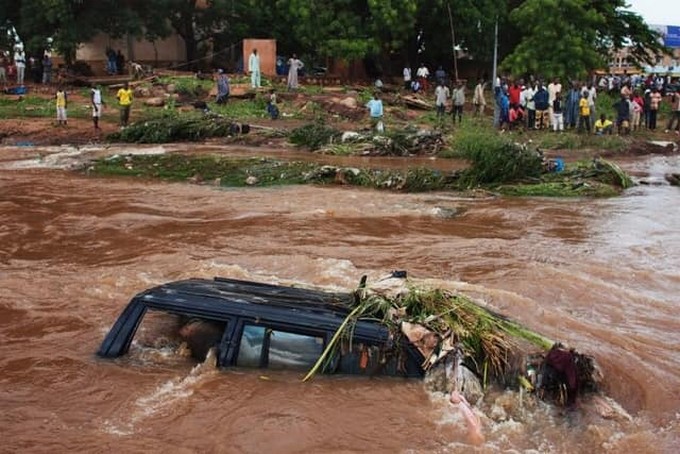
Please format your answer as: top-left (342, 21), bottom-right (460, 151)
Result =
top-left (304, 277), bottom-right (602, 409)
top-left (288, 121), bottom-right (342, 151)
top-left (108, 113), bottom-right (250, 143)
top-left (288, 122), bottom-right (445, 156)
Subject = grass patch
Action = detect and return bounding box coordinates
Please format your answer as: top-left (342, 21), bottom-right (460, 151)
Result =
top-left (513, 130), bottom-right (630, 151)
top-left (298, 84), bottom-right (325, 95)
top-left (209, 97), bottom-right (268, 120)
top-left (90, 155), bottom-right (319, 186)
top-left (496, 181), bottom-right (619, 197)
top-left (156, 76), bottom-right (212, 97)
top-left (0, 95), bottom-right (95, 119)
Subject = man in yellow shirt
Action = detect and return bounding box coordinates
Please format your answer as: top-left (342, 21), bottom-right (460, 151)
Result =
top-left (594, 114), bottom-right (613, 135)
top-left (116, 82), bottom-right (133, 127)
top-left (577, 92), bottom-right (591, 133)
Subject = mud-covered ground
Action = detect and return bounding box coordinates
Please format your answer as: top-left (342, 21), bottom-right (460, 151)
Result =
top-left (1, 81), bottom-right (678, 161)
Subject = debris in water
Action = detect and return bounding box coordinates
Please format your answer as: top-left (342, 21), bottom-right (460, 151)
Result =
top-left (305, 275), bottom-right (604, 418)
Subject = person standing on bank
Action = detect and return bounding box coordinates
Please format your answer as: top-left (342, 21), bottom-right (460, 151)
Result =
top-left (215, 69), bottom-right (230, 104)
top-left (451, 81), bottom-right (465, 124)
top-left (366, 93), bottom-right (384, 132)
top-left (91, 85), bottom-right (104, 130)
top-left (416, 63), bottom-right (430, 92)
top-left (55, 86), bottom-right (68, 126)
top-left (116, 50), bottom-right (125, 76)
top-left (434, 80), bottom-right (450, 126)
top-left (116, 82), bottom-right (133, 128)
top-left (472, 78), bottom-right (486, 116)
top-left (287, 53), bottom-right (304, 90)
top-left (248, 48), bottom-right (261, 89)
top-left (42, 48), bottom-right (53, 84)
top-left (403, 64), bottom-right (412, 90)
top-left (14, 44), bottom-right (26, 86)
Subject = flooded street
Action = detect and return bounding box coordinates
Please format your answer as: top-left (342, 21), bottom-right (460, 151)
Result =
top-left (1, 146), bottom-right (678, 453)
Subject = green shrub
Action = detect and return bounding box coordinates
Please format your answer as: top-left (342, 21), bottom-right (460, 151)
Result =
top-left (449, 123), bottom-right (509, 158)
top-left (458, 139), bottom-right (543, 187)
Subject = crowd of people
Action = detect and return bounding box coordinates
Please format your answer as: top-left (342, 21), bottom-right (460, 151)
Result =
top-left (405, 62), bottom-right (680, 135)
top-left (489, 74), bottom-right (680, 135)
top-left (1, 43), bottom-right (54, 87)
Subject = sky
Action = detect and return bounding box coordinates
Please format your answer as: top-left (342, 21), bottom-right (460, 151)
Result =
top-left (626, 0), bottom-right (680, 26)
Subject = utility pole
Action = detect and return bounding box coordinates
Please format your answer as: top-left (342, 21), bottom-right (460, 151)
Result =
top-left (492, 17), bottom-right (498, 89)
top-left (447, 3), bottom-right (459, 81)
top-left (492, 17), bottom-right (499, 128)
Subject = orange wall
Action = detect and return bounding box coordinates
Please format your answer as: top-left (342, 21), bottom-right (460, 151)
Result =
top-left (243, 39), bottom-right (276, 76)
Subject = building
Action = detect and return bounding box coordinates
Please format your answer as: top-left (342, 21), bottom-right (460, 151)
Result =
top-left (607, 24), bottom-right (680, 76)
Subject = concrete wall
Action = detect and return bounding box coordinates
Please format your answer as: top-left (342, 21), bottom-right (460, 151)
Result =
top-left (243, 39), bottom-right (276, 76)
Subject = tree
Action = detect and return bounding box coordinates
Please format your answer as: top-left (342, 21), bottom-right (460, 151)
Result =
top-left (502, 0), bottom-right (668, 80)
top-left (0, 0), bottom-right (138, 64)
top-left (263, 1), bottom-right (414, 59)
top-left (138, 0), bottom-right (233, 70)
top-left (405, 0), bottom-right (505, 80)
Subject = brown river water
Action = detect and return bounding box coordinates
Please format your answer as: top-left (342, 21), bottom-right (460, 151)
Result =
top-left (1, 145), bottom-right (678, 453)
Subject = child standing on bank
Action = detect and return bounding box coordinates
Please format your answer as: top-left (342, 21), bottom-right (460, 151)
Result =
top-left (55, 86), bottom-right (68, 126)
top-left (91, 85), bottom-right (104, 130)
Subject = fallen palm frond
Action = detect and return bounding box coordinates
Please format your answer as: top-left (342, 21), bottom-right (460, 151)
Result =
top-left (302, 303), bottom-right (365, 382)
top-left (592, 158), bottom-right (634, 189)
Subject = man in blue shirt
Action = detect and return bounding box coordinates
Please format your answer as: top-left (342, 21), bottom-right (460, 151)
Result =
top-left (366, 93), bottom-right (384, 132)
top-left (533, 84), bottom-right (550, 129)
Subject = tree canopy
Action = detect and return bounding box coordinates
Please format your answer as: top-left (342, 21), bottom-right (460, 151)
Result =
top-left (501, 0), bottom-right (669, 80)
top-left (0, 0), bottom-right (669, 79)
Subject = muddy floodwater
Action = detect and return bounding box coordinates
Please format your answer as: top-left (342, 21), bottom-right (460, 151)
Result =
top-left (1, 145), bottom-right (679, 453)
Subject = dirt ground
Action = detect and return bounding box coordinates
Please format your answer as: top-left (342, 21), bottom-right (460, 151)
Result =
top-left (1, 81), bottom-right (678, 159)
top-left (0, 117), bottom-right (120, 145)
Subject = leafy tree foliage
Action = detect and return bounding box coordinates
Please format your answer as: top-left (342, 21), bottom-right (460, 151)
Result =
top-left (0, 0), bottom-right (141, 63)
top-left (0, 0), bottom-right (668, 79)
top-left (502, 0), bottom-right (667, 80)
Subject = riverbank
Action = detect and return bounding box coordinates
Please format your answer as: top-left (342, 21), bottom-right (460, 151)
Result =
top-left (1, 78), bottom-right (678, 198)
top-left (1, 78), bottom-right (678, 155)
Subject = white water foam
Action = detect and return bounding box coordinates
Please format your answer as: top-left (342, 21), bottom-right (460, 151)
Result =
top-left (4, 145), bottom-right (167, 170)
top-left (101, 348), bottom-right (218, 436)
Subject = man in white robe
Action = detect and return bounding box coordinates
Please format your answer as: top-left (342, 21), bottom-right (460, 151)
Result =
top-left (248, 49), bottom-right (261, 89)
